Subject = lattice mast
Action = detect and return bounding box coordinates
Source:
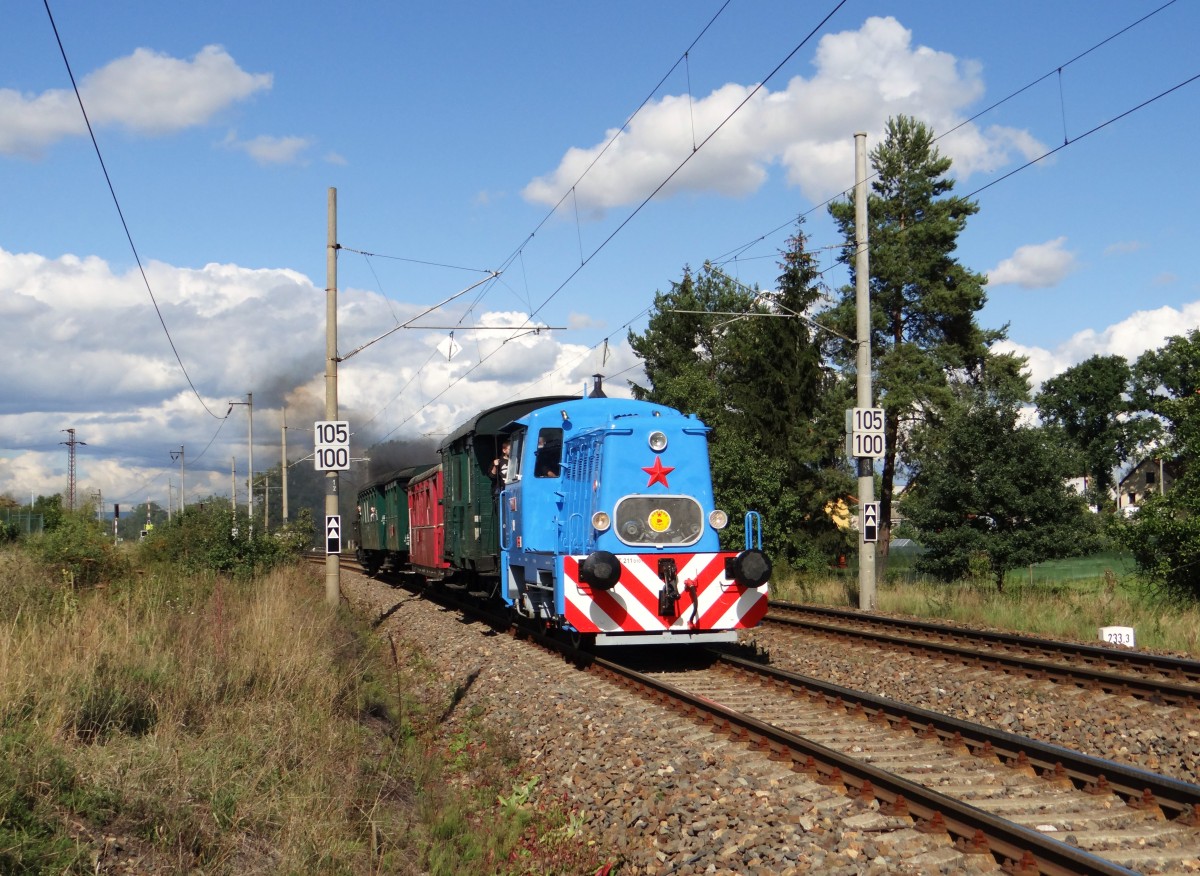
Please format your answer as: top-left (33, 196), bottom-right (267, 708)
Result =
top-left (60, 428), bottom-right (86, 511)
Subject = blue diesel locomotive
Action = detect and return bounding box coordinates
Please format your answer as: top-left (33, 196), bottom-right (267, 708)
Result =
top-left (355, 377), bottom-right (770, 646)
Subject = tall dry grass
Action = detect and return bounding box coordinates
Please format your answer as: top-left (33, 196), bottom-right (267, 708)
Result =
top-left (1, 549), bottom-right (605, 875)
top-left (2, 559), bottom-right (425, 873)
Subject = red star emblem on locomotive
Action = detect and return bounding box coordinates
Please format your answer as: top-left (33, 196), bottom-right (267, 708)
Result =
top-left (642, 455), bottom-right (675, 488)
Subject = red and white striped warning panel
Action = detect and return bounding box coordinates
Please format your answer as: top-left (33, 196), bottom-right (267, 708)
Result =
top-left (563, 552), bottom-right (768, 634)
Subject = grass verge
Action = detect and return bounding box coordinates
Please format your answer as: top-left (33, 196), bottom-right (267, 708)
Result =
top-left (0, 550), bottom-right (606, 874)
top-left (773, 551), bottom-right (1200, 656)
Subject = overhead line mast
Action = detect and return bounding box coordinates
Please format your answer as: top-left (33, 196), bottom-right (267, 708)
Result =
top-left (326, 187), bottom-right (341, 607)
top-left (60, 428), bottom-right (86, 511)
top-left (854, 132), bottom-right (877, 611)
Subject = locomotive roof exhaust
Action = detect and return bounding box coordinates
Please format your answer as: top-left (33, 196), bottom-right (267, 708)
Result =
top-left (590, 374), bottom-right (607, 398)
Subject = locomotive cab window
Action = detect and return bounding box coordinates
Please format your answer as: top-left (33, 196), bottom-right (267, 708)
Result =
top-left (613, 495), bottom-right (704, 546)
top-left (534, 427), bottom-right (562, 478)
top-left (506, 430), bottom-right (525, 483)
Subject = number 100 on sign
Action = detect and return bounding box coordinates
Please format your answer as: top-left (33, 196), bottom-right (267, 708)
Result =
top-left (315, 446), bottom-right (350, 470)
top-left (851, 431), bottom-right (885, 457)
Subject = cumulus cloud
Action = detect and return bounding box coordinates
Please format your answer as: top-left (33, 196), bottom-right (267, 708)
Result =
top-left (0, 45), bottom-right (271, 156)
top-left (523, 16), bottom-right (1045, 213)
top-left (222, 131), bottom-right (312, 165)
top-left (996, 299), bottom-right (1200, 391)
top-left (0, 246), bottom-right (624, 503)
top-left (987, 237), bottom-right (1077, 289)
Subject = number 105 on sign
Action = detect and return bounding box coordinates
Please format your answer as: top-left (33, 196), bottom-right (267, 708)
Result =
top-left (849, 408), bottom-right (884, 432)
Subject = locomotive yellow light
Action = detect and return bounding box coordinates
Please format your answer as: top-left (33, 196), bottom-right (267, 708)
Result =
top-left (591, 511), bottom-right (611, 531)
top-left (648, 430), bottom-right (668, 451)
top-left (708, 510), bottom-right (728, 530)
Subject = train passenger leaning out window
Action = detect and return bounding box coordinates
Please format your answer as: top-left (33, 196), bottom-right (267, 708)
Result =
top-left (491, 439), bottom-right (510, 482)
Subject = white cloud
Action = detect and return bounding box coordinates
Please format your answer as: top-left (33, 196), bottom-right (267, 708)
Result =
top-left (997, 299), bottom-right (1200, 391)
top-left (223, 131), bottom-right (312, 165)
top-left (1105, 240), bottom-right (1146, 256)
top-left (523, 16), bottom-right (1045, 213)
top-left (0, 246), bottom-right (624, 504)
top-left (987, 237), bottom-right (1077, 289)
top-left (0, 45), bottom-right (271, 156)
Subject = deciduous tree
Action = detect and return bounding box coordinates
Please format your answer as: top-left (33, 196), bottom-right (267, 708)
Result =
top-left (1113, 330), bottom-right (1200, 594)
top-left (1035, 354), bottom-right (1146, 507)
top-left (902, 385), bottom-right (1099, 591)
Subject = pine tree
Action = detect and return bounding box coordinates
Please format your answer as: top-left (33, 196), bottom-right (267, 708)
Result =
top-left (827, 115), bottom-right (1006, 570)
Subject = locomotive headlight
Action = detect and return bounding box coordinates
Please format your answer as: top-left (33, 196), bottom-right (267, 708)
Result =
top-left (591, 511), bottom-right (611, 532)
top-left (708, 509), bottom-right (729, 530)
top-left (648, 430), bottom-right (668, 451)
top-left (579, 550), bottom-right (622, 591)
top-left (724, 549), bottom-right (772, 588)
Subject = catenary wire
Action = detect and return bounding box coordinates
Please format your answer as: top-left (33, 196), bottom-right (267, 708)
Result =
top-left (348, 1), bottom-right (813, 438)
top-left (42, 0), bottom-right (222, 420)
top-left (711, 0), bottom-right (1181, 272)
top-left (365, 0), bottom-right (1178, 441)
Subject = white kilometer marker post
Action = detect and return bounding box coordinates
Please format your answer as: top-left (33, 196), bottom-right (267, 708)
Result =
top-left (1098, 625), bottom-right (1136, 648)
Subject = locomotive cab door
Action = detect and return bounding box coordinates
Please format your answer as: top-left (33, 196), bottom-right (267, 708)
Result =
top-left (501, 424), bottom-right (566, 618)
top-left (505, 425), bottom-right (564, 555)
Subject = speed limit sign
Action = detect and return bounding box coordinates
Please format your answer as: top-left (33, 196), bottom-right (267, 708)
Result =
top-left (845, 408), bottom-right (886, 459)
top-left (314, 420), bottom-right (350, 471)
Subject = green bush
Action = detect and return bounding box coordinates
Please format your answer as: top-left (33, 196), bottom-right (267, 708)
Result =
top-left (138, 505), bottom-right (312, 578)
top-left (25, 512), bottom-right (129, 587)
top-left (0, 725), bottom-right (116, 875)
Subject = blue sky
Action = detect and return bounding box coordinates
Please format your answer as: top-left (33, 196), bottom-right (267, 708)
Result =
top-left (2, 1), bottom-right (1197, 509)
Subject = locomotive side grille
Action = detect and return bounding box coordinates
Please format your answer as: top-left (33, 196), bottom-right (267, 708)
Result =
top-left (562, 429), bottom-right (605, 555)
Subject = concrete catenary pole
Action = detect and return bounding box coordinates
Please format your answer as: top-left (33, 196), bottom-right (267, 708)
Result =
top-left (170, 446), bottom-right (185, 516)
top-left (247, 392), bottom-right (254, 538)
top-left (325, 187), bottom-right (341, 607)
top-left (854, 132), bottom-right (878, 610)
top-left (281, 409), bottom-right (289, 523)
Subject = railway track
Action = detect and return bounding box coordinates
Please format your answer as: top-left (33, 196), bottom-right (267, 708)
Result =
top-left (336, 563), bottom-right (1200, 873)
top-left (585, 641), bottom-right (1200, 873)
top-left (765, 602), bottom-right (1200, 708)
top-left (617, 649), bottom-right (1200, 874)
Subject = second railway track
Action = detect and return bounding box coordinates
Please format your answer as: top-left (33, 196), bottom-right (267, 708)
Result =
top-left (765, 602), bottom-right (1200, 708)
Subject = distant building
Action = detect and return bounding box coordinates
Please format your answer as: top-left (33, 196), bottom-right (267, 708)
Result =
top-left (1063, 476), bottom-right (1110, 514)
top-left (1118, 457), bottom-right (1179, 516)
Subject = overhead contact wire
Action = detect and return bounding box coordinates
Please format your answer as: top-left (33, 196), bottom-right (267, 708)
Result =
top-left (43, 0), bottom-right (221, 419)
